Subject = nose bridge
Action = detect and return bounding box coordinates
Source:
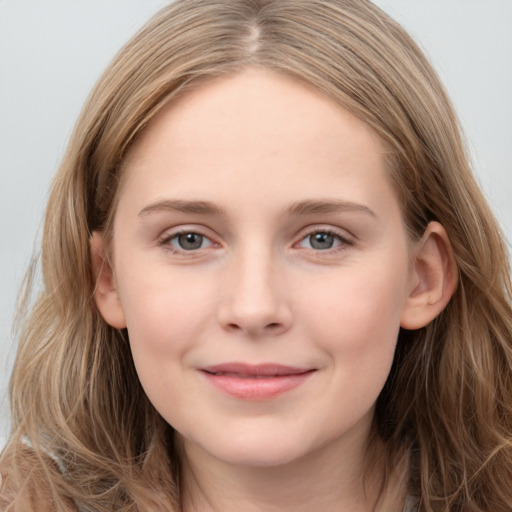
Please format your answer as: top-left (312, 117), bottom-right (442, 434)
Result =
top-left (218, 240), bottom-right (291, 336)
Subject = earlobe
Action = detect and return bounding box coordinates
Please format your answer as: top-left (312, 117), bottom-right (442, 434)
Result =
top-left (400, 221), bottom-right (458, 330)
top-left (90, 231), bottom-right (127, 329)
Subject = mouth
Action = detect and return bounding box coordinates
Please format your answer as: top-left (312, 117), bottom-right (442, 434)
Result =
top-left (198, 363), bottom-right (316, 400)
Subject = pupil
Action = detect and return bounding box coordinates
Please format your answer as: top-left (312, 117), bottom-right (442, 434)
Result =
top-left (179, 233), bottom-right (203, 250)
top-left (310, 232), bottom-right (334, 250)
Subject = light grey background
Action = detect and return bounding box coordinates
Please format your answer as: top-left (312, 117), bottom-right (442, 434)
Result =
top-left (1, 1), bottom-right (511, 446)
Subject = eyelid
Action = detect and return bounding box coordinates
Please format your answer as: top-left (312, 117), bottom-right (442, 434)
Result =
top-left (293, 225), bottom-right (355, 251)
top-left (158, 225), bottom-right (221, 253)
top-left (156, 223), bottom-right (354, 255)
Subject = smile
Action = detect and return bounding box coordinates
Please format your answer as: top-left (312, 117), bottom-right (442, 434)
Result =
top-left (199, 363), bottom-right (316, 400)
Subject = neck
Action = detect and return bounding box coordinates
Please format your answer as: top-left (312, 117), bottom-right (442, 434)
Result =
top-left (178, 432), bottom-right (407, 512)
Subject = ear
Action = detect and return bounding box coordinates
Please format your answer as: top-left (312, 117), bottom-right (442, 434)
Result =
top-left (90, 231), bottom-right (127, 329)
top-left (400, 221), bottom-right (458, 330)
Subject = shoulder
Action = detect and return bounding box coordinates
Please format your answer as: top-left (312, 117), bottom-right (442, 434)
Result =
top-left (0, 446), bottom-right (77, 512)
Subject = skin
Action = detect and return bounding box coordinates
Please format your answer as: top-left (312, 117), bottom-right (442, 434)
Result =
top-left (93, 68), bottom-right (457, 511)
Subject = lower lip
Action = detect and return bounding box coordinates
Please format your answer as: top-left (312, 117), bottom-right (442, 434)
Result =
top-left (200, 371), bottom-right (315, 400)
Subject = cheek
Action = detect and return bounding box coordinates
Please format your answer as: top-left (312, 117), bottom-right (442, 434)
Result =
top-left (116, 269), bottom-right (220, 419)
top-left (301, 259), bottom-right (408, 373)
top-left (305, 274), bottom-right (405, 419)
top-left (116, 268), bottom-right (216, 364)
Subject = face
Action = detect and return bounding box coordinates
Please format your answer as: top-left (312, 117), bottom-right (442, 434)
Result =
top-left (98, 69), bottom-right (420, 469)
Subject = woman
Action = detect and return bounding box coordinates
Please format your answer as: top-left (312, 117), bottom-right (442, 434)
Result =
top-left (1, 1), bottom-right (511, 511)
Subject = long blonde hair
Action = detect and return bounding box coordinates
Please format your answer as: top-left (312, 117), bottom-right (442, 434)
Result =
top-left (2, 1), bottom-right (511, 511)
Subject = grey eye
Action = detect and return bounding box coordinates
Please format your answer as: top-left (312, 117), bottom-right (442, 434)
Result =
top-left (309, 232), bottom-right (335, 250)
top-left (173, 232), bottom-right (206, 250)
top-left (296, 231), bottom-right (345, 251)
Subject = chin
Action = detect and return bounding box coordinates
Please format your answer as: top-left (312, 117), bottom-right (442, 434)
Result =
top-left (187, 427), bottom-right (319, 469)
top-left (213, 445), bottom-right (308, 468)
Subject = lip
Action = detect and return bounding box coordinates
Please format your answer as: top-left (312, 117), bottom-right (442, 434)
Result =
top-left (199, 362), bottom-right (316, 400)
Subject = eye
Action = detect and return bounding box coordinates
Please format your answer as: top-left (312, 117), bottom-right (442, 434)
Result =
top-left (163, 231), bottom-right (214, 251)
top-left (296, 230), bottom-right (349, 251)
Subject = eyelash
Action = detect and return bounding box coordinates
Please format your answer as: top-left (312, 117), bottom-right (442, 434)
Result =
top-left (158, 227), bottom-right (353, 255)
top-left (158, 228), bottom-right (216, 254)
top-left (294, 228), bottom-right (353, 253)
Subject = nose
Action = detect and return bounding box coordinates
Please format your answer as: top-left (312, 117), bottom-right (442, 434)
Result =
top-left (217, 245), bottom-right (293, 338)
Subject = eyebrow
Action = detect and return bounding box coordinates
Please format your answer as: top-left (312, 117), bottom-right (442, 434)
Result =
top-left (286, 199), bottom-right (376, 217)
top-left (138, 198), bottom-right (376, 218)
top-left (138, 199), bottom-right (225, 217)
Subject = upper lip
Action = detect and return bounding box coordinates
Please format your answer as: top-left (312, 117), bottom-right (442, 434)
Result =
top-left (200, 362), bottom-right (314, 377)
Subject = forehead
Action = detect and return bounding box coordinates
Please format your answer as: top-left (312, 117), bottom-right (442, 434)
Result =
top-left (127, 69), bottom-right (385, 160)
top-left (119, 68), bottom-right (398, 220)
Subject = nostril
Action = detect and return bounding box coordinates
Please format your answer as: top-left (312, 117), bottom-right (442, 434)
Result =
top-left (225, 321), bottom-right (282, 333)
